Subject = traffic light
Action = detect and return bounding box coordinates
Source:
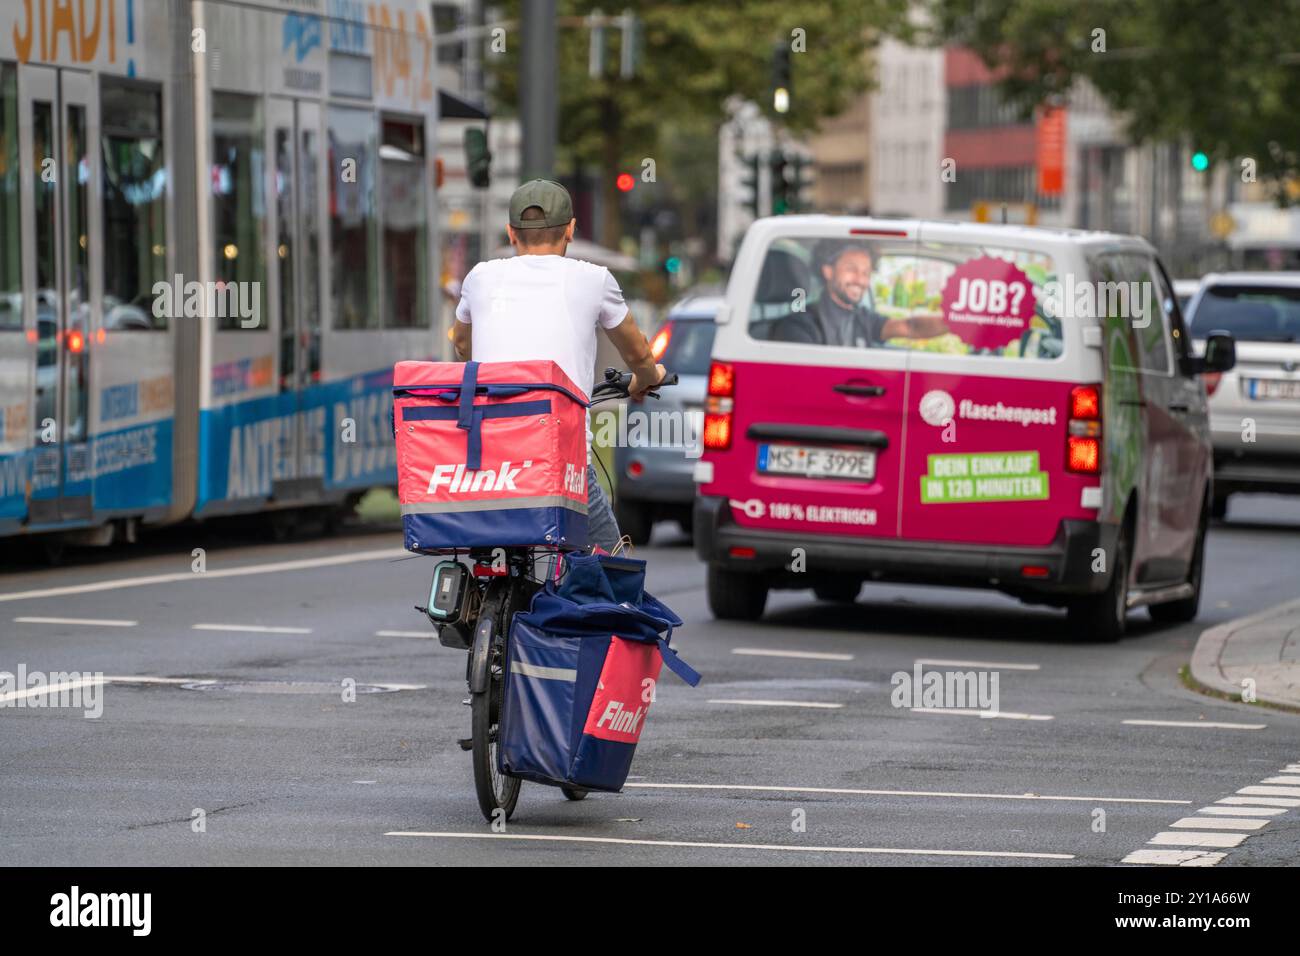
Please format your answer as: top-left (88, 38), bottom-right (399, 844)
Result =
top-left (663, 255), bottom-right (682, 275)
top-left (1191, 150), bottom-right (1210, 172)
top-left (788, 154), bottom-right (813, 213)
top-left (739, 152), bottom-right (762, 218)
top-left (771, 41), bottom-right (791, 115)
top-left (769, 150), bottom-right (790, 215)
top-left (464, 127), bottom-right (491, 188)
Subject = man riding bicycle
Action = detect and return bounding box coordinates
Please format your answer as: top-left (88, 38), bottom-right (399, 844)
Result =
top-left (451, 179), bottom-right (666, 552)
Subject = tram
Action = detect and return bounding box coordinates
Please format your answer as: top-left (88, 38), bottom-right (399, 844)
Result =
top-left (0, 0), bottom-right (449, 555)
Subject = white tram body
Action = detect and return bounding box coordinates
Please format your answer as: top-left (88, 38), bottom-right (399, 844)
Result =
top-left (0, 0), bottom-right (446, 543)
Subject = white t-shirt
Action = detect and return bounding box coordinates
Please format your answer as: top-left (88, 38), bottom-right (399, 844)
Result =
top-left (455, 254), bottom-right (629, 449)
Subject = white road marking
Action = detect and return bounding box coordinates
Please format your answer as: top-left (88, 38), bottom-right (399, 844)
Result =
top-left (1237, 785), bottom-right (1300, 798)
top-left (910, 707), bottom-right (1053, 721)
top-left (192, 623), bottom-right (313, 635)
top-left (1216, 795), bottom-right (1300, 808)
top-left (1261, 776), bottom-right (1300, 786)
top-left (102, 676), bottom-right (218, 686)
top-left (624, 782), bottom-right (1189, 805)
top-left (0, 677), bottom-right (102, 704)
top-left (375, 630), bottom-right (436, 638)
top-left (731, 648), bottom-right (854, 662)
top-left (370, 683), bottom-right (428, 691)
top-left (1170, 817), bottom-right (1267, 831)
top-left (1196, 805), bottom-right (1285, 817)
top-left (914, 658), bottom-right (1040, 671)
top-left (12, 616), bottom-right (138, 627)
top-left (1121, 849), bottom-right (1225, 867)
top-left (0, 548), bottom-right (406, 604)
top-left (384, 831), bottom-right (1073, 861)
top-left (1121, 719), bottom-right (1266, 730)
top-left (353, 780), bottom-right (377, 785)
top-left (708, 699), bottom-right (844, 709)
top-left (1148, 831), bottom-right (1247, 849)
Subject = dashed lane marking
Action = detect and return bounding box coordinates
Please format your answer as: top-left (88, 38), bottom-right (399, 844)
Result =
top-left (731, 648), bottom-right (854, 662)
top-left (914, 658), bottom-right (1040, 671)
top-left (375, 630), bottom-right (436, 638)
top-left (1147, 831), bottom-right (1246, 849)
top-left (1169, 817), bottom-right (1267, 831)
top-left (192, 623), bottom-right (313, 635)
top-left (910, 707), bottom-right (1053, 721)
top-left (707, 699), bottom-right (844, 709)
top-left (13, 616), bottom-right (138, 627)
top-left (1196, 806), bottom-right (1286, 817)
top-left (1121, 719), bottom-right (1266, 730)
top-left (383, 831), bottom-right (1074, 861)
top-left (1120, 849), bottom-right (1225, 867)
top-left (624, 782), bottom-right (1190, 805)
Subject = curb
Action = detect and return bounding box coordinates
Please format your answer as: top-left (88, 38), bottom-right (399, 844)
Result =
top-left (1190, 596), bottom-right (1300, 711)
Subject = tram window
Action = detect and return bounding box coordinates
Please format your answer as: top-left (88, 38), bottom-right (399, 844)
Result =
top-left (328, 106), bottom-right (378, 330)
top-left (0, 64), bottom-right (18, 330)
top-left (101, 82), bottom-right (166, 331)
top-left (380, 118), bottom-right (428, 329)
top-left (212, 92), bottom-right (267, 331)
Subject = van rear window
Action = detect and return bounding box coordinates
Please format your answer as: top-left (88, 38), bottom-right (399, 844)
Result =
top-left (748, 237), bottom-right (1063, 360)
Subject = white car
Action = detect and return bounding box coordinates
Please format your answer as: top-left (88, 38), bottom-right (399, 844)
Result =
top-left (1185, 272), bottom-right (1300, 517)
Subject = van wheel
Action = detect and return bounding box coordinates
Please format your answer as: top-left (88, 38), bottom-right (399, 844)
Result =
top-left (707, 564), bottom-right (768, 621)
top-left (1068, 527), bottom-right (1129, 643)
top-left (1150, 499), bottom-right (1208, 625)
top-left (1210, 493), bottom-right (1229, 520)
top-left (814, 579), bottom-right (861, 603)
top-left (614, 499), bottom-right (653, 546)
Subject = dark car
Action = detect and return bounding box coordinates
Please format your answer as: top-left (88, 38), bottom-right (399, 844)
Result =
top-left (612, 295), bottom-right (720, 544)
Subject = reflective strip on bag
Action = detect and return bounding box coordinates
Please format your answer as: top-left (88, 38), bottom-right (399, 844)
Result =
top-left (401, 495), bottom-right (588, 516)
top-left (509, 660), bottom-right (578, 682)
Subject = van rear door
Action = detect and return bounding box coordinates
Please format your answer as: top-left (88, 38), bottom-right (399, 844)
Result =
top-left (897, 225), bottom-right (1096, 548)
top-left (703, 229), bottom-right (919, 539)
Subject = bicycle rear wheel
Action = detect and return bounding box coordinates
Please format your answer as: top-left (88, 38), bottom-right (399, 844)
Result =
top-left (469, 577), bottom-right (529, 823)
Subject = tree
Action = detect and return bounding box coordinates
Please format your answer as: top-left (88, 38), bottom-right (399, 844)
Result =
top-left (925, 0), bottom-right (1300, 202)
top-left (488, 0), bottom-right (912, 246)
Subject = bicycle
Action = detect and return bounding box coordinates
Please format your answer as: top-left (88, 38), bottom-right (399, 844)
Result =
top-left (415, 367), bottom-right (676, 822)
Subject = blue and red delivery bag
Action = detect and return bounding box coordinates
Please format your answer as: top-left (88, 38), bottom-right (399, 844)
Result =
top-left (500, 552), bottom-right (701, 792)
top-left (392, 360), bottom-right (590, 552)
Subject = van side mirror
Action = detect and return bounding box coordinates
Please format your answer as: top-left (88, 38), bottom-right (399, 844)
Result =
top-left (464, 128), bottom-right (491, 188)
top-left (1200, 331), bottom-right (1236, 374)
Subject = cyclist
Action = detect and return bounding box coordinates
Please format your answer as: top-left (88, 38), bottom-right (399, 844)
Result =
top-left (451, 179), bottom-right (666, 551)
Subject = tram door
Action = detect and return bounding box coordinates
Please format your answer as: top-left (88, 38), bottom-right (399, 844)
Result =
top-left (19, 65), bottom-right (97, 524)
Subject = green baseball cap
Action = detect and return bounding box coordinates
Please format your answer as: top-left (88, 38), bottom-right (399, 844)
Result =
top-left (509, 179), bottom-right (574, 229)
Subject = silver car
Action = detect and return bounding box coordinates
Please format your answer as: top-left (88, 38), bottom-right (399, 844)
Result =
top-left (1185, 272), bottom-right (1300, 517)
top-left (612, 295), bottom-right (720, 544)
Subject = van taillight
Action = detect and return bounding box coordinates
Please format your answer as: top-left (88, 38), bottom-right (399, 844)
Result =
top-left (1067, 384), bottom-right (1102, 474)
top-left (704, 361), bottom-right (735, 450)
top-left (1204, 372), bottom-right (1223, 397)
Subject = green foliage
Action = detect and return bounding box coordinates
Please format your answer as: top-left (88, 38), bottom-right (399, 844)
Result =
top-left (925, 0), bottom-right (1300, 201)
top-left (489, 0), bottom-right (910, 176)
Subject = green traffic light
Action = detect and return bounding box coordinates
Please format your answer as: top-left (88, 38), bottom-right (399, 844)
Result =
top-left (665, 256), bottom-right (681, 274)
top-left (1191, 151), bottom-right (1210, 172)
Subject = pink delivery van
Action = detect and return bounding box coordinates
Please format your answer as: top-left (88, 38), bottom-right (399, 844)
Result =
top-left (693, 218), bottom-right (1237, 641)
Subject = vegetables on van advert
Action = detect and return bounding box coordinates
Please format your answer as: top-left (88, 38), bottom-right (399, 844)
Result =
top-left (920, 451), bottom-right (1050, 504)
top-left (940, 257), bottom-right (1037, 352)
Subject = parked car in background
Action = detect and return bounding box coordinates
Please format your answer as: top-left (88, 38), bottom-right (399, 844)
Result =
top-left (1184, 272), bottom-right (1300, 517)
top-left (694, 217), bottom-right (1236, 641)
top-left (611, 295), bottom-right (720, 544)
top-left (1173, 278), bottom-right (1201, 314)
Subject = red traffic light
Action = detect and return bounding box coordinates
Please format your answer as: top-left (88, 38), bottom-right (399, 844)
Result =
top-left (616, 172), bottom-right (635, 193)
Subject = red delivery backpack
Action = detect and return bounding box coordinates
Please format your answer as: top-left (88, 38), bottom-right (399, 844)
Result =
top-left (392, 360), bottom-right (590, 552)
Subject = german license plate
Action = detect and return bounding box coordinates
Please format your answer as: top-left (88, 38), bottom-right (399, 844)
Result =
top-left (1246, 378), bottom-right (1300, 400)
top-left (757, 444), bottom-right (876, 480)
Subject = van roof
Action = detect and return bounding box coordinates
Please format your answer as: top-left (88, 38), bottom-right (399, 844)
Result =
top-left (747, 215), bottom-right (1153, 256)
top-left (1197, 271), bottom-right (1300, 289)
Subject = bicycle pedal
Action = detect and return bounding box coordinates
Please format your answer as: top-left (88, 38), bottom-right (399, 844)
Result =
top-left (456, 737), bottom-right (473, 751)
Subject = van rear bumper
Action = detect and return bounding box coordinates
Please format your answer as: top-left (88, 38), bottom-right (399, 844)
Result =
top-left (694, 495), bottom-right (1117, 597)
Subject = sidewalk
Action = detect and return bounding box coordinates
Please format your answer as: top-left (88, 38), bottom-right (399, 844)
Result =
top-left (1191, 597), bottom-right (1300, 711)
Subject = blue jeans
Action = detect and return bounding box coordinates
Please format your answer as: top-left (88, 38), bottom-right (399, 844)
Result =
top-left (586, 465), bottom-right (621, 551)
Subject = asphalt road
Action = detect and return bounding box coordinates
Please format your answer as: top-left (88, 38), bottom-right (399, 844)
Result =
top-left (2, 495), bottom-right (1298, 867)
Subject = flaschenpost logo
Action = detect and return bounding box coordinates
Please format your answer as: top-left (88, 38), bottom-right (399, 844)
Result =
top-left (50, 886), bottom-right (151, 936)
top-left (152, 274), bottom-right (261, 328)
top-left (0, 665), bottom-right (104, 718)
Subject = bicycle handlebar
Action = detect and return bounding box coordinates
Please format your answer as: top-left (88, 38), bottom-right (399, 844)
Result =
top-left (590, 367), bottom-right (678, 403)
